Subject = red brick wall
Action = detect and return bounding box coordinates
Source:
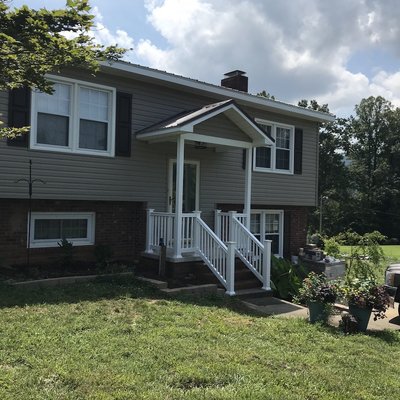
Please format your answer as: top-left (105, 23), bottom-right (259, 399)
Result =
top-left (0, 199), bottom-right (147, 266)
top-left (217, 203), bottom-right (309, 258)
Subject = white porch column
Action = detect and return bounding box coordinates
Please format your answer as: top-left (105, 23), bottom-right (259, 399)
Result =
top-left (244, 147), bottom-right (252, 230)
top-left (173, 135), bottom-right (185, 258)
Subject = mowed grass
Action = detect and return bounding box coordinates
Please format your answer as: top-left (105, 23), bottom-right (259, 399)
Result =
top-left (1, 277), bottom-right (400, 400)
top-left (340, 245), bottom-right (400, 262)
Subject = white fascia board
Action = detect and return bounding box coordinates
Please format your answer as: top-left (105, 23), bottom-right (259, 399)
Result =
top-left (185, 103), bottom-right (274, 146)
top-left (136, 126), bottom-right (191, 141)
top-left (101, 61), bottom-right (336, 123)
top-left (182, 133), bottom-right (253, 148)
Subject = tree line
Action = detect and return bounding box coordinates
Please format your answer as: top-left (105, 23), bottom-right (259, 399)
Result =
top-left (299, 97), bottom-right (400, 242)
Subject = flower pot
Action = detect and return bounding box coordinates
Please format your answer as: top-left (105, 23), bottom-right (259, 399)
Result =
top-left (348, 304), bottom-right (372, 332)
top-left (307, 301), bottom-right (329, 323)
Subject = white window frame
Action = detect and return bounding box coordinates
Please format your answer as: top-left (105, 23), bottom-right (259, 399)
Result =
top-left (28, 212), bottom-right (96, 248)
top-left (253, 119), bottom-right (294, 174)
top-left (30, 75), bottom-right (116, 157)
top-left (250, 210), bottom-right (284, 257)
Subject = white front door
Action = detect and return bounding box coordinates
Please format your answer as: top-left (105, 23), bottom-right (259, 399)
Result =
top-left (168, 160), bottom-right (200, 213)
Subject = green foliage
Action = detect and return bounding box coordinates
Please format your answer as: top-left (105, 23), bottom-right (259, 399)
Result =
top-left (0, 0), bottom-right (125, 137)
top-left (256, 89), bottom-right (275, 100)
top-left (94, 244), bottom-right (114, 270)
top-left (58, 238), bottom-right (74, 270)
top-left (337, 230), bottom-right (386, 281)
top-left (294, 272), bottom-right (338, 304)
top-left (340, 277), bottom-right (390, 320)
top-left (323, 236), bottom-right (341, 258)
top-left (270, 256), bottom-right (308, 300)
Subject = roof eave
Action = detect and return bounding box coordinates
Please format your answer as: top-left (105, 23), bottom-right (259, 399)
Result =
top-left (100, 61), bottom-right (336, 123)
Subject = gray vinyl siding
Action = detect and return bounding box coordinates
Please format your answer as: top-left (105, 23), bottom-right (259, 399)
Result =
top-left (0, 69), bottom-right (319, 224)
top-left (193, 114), bottom-right (251, 143)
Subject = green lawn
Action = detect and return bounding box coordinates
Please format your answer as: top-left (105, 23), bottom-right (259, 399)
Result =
top-left (1, 277), bottom-right (399, 400)
top-left (340, 245), bottom-right (400, 262)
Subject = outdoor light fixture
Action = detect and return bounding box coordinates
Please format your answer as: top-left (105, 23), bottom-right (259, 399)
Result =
top-left (194, 141), bottom-right (207, 149)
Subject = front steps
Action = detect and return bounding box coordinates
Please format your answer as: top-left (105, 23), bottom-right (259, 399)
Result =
top-left (139, 254), bottom-right (272, 295)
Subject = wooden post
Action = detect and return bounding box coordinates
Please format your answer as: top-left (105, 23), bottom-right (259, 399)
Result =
top-left (262, 239), bottom-right (272, 291)
top-left (226, 241), bottom-right (236, 296)
top-left (173, 136), bottom-right (185, 258)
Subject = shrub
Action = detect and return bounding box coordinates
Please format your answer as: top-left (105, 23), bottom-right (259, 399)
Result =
top-left (295, 272), bottom-right (339, 304)
top-left (270, 256), bottom-right (308, 300)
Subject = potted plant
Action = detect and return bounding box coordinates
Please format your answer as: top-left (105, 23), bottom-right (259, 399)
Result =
top-left (341, 278), bottom-right (391, 332)
top-left (295, 272), bottom-right (338, 323)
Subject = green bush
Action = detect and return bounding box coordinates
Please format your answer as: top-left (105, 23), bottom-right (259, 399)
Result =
top-left (270, 256), bottom-right (308, 300)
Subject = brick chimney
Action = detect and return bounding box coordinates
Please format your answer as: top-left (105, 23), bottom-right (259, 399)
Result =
top-left (221, 70), bottom-right (248, 92)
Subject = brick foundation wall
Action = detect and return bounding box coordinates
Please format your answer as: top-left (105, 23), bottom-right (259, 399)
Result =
top-left (217, 203), bottom-right (309, 259)
top-left (0, 199), bottom-right (147, 266)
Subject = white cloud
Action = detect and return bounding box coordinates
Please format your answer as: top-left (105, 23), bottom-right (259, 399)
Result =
top-left (87, 0), bottom-right (400, 117)
top-left (91, 7), bottom-right (135, 51)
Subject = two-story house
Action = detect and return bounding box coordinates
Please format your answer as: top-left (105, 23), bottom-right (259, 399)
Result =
top-left (0, 62), bottom-right (334, 294)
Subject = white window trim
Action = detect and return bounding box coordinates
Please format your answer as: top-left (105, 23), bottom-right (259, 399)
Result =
top-left (250, 209), bottom-right (284, 257)
top-left (253, 119), bottom-right (294, 174)
top-left (30, 75), bottom-right (116, 157)
top-left (28, 212), bottom-right (96, 248)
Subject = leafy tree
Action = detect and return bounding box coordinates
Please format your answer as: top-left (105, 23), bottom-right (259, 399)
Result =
top-left (257, 90), bottom-right (275, 100)
top-left (346, 96), bottom-right (400, 237)
top-left (298, 99), bottom-right (351, 235)
top-left (0, 0), bottom-right (125, 138)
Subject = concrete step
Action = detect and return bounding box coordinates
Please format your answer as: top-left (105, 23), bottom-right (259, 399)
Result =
top-left (235, 288), bottom-right (273, 298)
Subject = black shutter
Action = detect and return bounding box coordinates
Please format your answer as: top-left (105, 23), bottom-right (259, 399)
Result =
top-left (242, 149), bottom-right (246, 170)
top-left (294, 128), bottom-right (303, 174)
top-left (115, 92), bottom-right (132, 157)
top-left (7, 87), bottom-right (31, 147)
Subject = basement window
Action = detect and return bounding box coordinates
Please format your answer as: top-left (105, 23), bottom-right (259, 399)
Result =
top-left (28, 212), bottom-right (95, 248)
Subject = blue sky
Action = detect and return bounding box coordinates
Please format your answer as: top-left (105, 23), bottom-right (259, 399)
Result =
top-left (10, 0), bottom-right (400, 117)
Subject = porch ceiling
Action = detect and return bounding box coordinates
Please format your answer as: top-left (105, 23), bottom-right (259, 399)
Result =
top-left (136, 99), bottom-right (274, 148)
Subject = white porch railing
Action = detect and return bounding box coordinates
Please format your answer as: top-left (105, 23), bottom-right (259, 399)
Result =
top-left (145, 209), bottom-right (235, 295)
top-left (215, 210), bottom-right (271, 291)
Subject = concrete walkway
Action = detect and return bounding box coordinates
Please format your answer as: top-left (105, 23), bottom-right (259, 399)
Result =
top-left (241, 296), bottom-right (400, 332)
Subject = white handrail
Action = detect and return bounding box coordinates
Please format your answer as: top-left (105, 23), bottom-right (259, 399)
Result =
top-left (214, 210), bottom-right (271, 291)
top-left (146, 209), bottom-right (236, 294)
top-left (195, 217), bottom-right (235, 295)
top-left (231, 216), bottom-right (271, 291)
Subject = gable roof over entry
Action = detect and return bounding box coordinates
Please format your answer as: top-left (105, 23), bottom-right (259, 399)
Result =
top-left (136, 99), bottom-right (274, 148)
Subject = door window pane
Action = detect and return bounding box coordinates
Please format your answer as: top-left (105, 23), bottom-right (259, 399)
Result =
top-left (265, 214), bottom-right (280, 234)
top-left (171, 162), bottom-right (198, 213)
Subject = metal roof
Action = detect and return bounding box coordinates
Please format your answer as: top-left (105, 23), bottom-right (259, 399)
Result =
top-left (100, 60), bottom-right (336, 123)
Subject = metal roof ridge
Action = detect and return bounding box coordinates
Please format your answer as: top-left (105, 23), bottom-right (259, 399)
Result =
top-left (100, 60), bottom-right (335, 122)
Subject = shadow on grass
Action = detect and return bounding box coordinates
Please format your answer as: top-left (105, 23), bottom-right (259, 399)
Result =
top-left (0, 276), bottom-right (263, 318)
top-left (2, 277), bottom-right (399, 343)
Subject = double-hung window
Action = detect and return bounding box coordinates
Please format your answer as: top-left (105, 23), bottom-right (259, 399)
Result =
top-left (254, 120), bottom-right (294, 174)
top-left (31, 76), bottom-right (116, 156)
top-left (29, 212), bottom-right (95, 248)
top-left (250, 210), bottom-right (284, 257)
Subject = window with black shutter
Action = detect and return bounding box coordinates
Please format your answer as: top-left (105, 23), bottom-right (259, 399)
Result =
top-left (115, 92), bottom-right (132, 157)
top-left (7, 87), bottom-right (31, 147)
top-left (294, 128), bottom-right (303, 174)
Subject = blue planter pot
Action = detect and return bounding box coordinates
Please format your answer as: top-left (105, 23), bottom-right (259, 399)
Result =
top-left (348, 304), bottom-right (372, 332)
top-left (308, 301), bottom-right (329, 323)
